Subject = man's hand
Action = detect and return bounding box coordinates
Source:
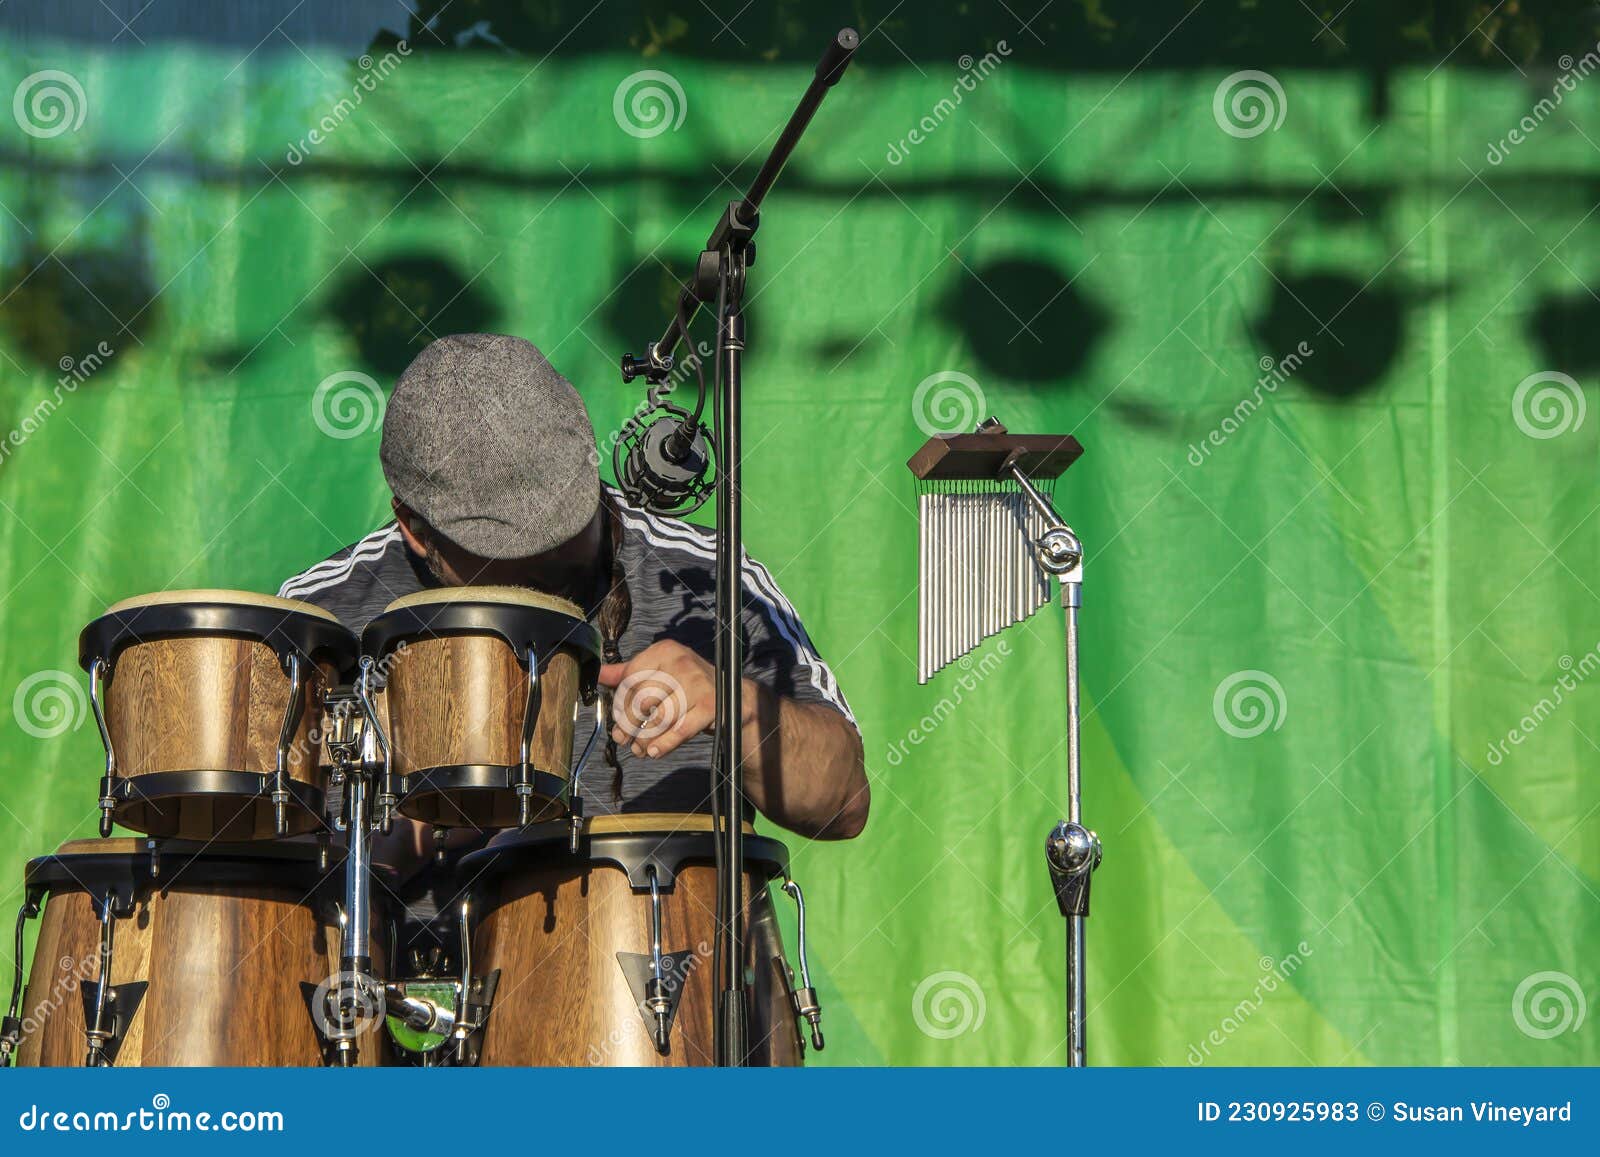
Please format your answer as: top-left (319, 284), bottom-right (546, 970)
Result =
top-left (597, 639), bottom-right (869, 839)
top-left (599, 640), bottom-right (741, 760)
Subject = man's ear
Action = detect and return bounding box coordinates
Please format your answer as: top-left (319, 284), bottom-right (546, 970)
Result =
top-left (392, 500), bottom-right (428, 557)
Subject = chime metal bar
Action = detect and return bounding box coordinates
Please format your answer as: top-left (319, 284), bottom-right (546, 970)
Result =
top-left (913, 479), bottom-right (1057, 683)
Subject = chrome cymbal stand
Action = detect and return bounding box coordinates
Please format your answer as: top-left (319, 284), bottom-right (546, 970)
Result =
top-left (1006, 462), bottom-right (1102, 1067)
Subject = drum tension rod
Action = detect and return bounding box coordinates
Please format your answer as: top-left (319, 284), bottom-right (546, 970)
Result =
top-left (83, 890), bottom-right (132, 1067)
top-left (516, 646), bottom-right (543, 828)
top-left (88, 658), bottom-right (116, 838)
top-left (271, 653), bottom-right (306, 837)
top-left (1, 899), bottom-right (41, 1066)
top-left (443, 897), bottom-right (499, 1064)
top-left (781, 878), bottom-right (825, 1052)
top-left (566, 696), bottom-right (606, 854)
top-left (645, 868), bottom-right (672, 1052)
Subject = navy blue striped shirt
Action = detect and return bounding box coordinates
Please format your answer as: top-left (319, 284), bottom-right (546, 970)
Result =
top-left (276, 484), bottom-right (856, 819)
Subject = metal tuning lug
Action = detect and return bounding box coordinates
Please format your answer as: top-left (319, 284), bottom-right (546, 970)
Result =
top-left (567, 697), bottom-right (603, 853)
top-left (515, 645), bottom-right (542, 828)
top-left (88, 658), bottom-right (117, 837)
top-left (781, 878), bottom-right (824, 1051)
top-left (644, 869), bottom-right (671, 1052)
top-left (271, 653), bottom-right (306, 836)
top-left (2, 900), bottom-right (40, 1067)
top-left (447, 897), bottom-right (499, 1065)
top-left (0, 1016), bottom-right (19, 1067)
top-left (82, 893), bottom-right (122, 1067)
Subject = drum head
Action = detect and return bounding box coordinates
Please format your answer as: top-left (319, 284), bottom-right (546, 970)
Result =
top-left (361, 584), bottom-right (601, 675)
top-left (381, 585), bottom-right (583, 619)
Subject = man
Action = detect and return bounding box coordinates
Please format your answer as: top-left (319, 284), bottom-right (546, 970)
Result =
top-left (278, 333), bottom-right (868, 885)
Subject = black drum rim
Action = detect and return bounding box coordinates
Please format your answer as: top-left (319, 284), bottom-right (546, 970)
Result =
top-left (104, 770), bottom-right (327, 839)
top-left (78, 601), bottom-right (359, 677)
top-left (21, 838), bottom-right (382, 909)
top-left (458, 825), bottom-right (790, 893)
top-left (395, 764), bottom-right (569, 828)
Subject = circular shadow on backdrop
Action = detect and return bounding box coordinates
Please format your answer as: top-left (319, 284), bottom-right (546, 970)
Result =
top-left (943, 256), bottom-right (1111, 385)
top-left (1252, 271), bottom-right (1402, 399)
top-left (603, 260), bottom-right (693, 357)
top-left (0, 246), bottom-right (158, 372)
top-left (327, 254), bottom-right (498, 378)
top-left (1529, 294), bottom-right (1600, 375)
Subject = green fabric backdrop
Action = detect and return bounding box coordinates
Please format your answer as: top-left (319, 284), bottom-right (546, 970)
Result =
top-left (0, 3), bottom-right (1596, 1066)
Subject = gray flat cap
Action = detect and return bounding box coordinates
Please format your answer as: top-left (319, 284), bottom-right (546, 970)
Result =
top-left (380, 334), bottom-right (600, 560)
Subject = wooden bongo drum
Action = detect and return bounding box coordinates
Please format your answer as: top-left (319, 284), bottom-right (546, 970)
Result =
top-left (3, 839), bottom-right (392, 1067)
top-left (361, 586), bottom-right (602, 829)
top-left (456, 814), bottom-right (807, 1067)
top-left (78, 591), bottom-right (357, 841)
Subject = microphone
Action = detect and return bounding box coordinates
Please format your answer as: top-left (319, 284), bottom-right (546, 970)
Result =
top-left (615, 404), bottom-right (714, 516)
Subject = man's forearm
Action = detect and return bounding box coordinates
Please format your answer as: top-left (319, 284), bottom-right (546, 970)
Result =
top-left (740, 678), bottom-right (869, 839)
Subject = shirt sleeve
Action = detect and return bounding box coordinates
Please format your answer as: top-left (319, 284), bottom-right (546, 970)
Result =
top-left (739, 550), bottom-right (858, 732)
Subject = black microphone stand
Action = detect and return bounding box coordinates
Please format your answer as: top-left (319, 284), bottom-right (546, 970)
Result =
top-left (620, 27), bottom-right (859, 1066)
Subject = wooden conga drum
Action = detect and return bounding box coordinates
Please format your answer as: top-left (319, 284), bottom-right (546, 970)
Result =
top-left (78, 590), bottom-right (357, 840)
top-left (362, 587), bottom-right (601, 829)
top-left (4, 839), bottom-right (390, 1067)
top-left (458, 814), bottom-right (805, 1066)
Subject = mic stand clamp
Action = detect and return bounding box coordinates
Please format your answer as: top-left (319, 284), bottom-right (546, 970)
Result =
top-left (620, 344), bottom-right (672, 385)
